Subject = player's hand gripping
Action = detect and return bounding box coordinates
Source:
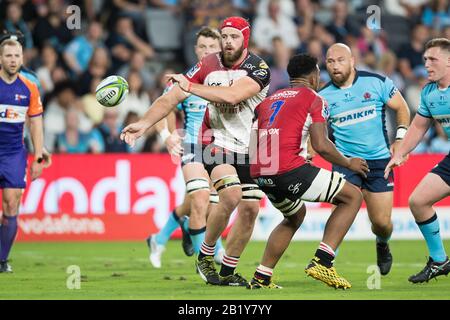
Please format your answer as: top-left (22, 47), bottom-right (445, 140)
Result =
top-left (42, 147), bottom-right (52, 169)
top-left (384, 153), bottom-right (407, 180)
top-left (120, 120), bottom-right (150, 148)
top-left (165, 131), bottom-right (184, 157)
top-left (166, 74), bottom-right (191, 92)
top-left (30, 159), bottom-right (43, 181)
top-left (348, 158), bottom-right (370, 178)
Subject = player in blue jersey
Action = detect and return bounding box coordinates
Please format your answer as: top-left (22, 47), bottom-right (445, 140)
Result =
top-left (0, 38), bottom-right (46, 273)
top-left (146, 27), bottom-right (225, 268)
top-left (385, 38), bottom-right (450, 283)
top-left (320, 43), bottom-right (411, 275)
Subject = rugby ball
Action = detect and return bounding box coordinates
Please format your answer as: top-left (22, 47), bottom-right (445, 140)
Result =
top-left (95, 75), bottom-right (129, 107)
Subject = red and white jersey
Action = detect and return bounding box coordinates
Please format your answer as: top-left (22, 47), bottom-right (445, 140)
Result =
top-left (186, 52), bottom-right (270, 154)
top-left (250, 86), bottom-right (328, 177)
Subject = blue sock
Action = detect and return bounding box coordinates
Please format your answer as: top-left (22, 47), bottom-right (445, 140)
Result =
top-left (155, 211), bottom-right (180, 246)
top-left (215, 237), bottom-right (224, 254)
top-left (417, 213), bottom-right (447, 263)
top-left (189, 227), bottom-right (206, 254)
top-left (1, 216), bottom-right (18, 261)
top-left (182, 217), bottom-right (189, 233)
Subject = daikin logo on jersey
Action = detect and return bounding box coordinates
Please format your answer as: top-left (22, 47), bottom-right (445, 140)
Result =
top-left (331, 105), bottom-right (377, 127)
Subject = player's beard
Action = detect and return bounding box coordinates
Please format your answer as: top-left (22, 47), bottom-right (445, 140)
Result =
top-left (2, 65), bottom-right (19, 78)
top-left (223, 44), bottom-right (245, 68)
top-left (330, 67), bottom-right (351, 86)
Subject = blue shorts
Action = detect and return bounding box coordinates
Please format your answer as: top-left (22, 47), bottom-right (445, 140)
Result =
top-left (0, 149), bottom-right (27, 189)
top-left (332, 157), bottom-right (394, 193)
top-left (431, 152), bottom-right (450, 187)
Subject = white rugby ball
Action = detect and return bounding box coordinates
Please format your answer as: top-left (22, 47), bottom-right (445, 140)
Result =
top-left (95, 75), bottom-right (129, 107)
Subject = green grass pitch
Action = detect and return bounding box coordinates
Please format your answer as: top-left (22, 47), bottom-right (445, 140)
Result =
top-left (2, 240), bottom-right (450, 300)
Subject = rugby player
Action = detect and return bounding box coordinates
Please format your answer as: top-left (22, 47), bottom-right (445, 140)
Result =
top-left (320, 43), bottom-right (411, 275)
top-left (385, 38), bottom-right (450, 283)
top-left (248, 54), bottom-right (368, 289)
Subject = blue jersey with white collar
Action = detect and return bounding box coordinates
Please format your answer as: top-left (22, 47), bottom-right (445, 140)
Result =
top-left (319, 70), bottom-right (398, 160)
top-left (417, 82), bottom-right (450, 140)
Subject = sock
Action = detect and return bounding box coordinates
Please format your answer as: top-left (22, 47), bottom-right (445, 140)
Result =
top-left (189, 227), bottom-right (206, 254)
top-left (254, 264), bottom-right (273, 282)
top-left (198, 241), bottom-right (215, 260)
top-left (376, 235), bottom-right (391, 246)
top-left (220, 254), bottom-right (239, 277)
top-left (181, 217), bottom-right (189, 233)
top-left (417, 213), bottom-right (447, 263)
top-left (0, 216), bottom-right (18, 261)
top-left (155, 210), bottom-right (179, 246)
top-left (315, 242), bottom-right (336, 268)
top-left (215, 237), bottom-right (224, 255)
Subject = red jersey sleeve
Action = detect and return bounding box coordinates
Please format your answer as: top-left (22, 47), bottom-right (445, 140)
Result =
top-left (185, 58), bottom-right (208, 84)
top-left (309, 95), bottom-right (328, 123)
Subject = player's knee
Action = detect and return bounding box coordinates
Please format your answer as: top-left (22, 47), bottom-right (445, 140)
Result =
top-left (371, 215), bottom-right (392, 230)
top-left (352, 188), bottom-right (364, 206)
top-left (335, 183), bottom-right (362, 207)
top-left (219, 187), bottom-right (242, 214)
top-left (190, 190), bottom-right (210, 217)
top-left (238, 202), bottom-right (260, 222)
top-left (3, 199), bottom-right (20, 215)
top-left (409, 193), bottom-right (426, 213)
top-left (285, 204), bottom-right (306, 229)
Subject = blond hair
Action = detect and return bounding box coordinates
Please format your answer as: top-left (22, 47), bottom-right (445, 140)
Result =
top-left (0, 39), bottom-right (22, 55)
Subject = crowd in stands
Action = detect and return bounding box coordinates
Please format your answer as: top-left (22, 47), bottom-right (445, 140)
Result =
top-left (1, 0), bottom-right (449, 154)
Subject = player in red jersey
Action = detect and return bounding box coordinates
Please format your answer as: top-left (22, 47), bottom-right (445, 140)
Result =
top-left (248, 54), bottom-right (368, 289)
top-left (121, 17), bottom-right (270, 286)
top-left (0, 39), bottom-right (46, 272)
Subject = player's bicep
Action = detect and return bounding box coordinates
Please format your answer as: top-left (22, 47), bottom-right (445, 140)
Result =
top-left (229, 76), bottom-right (262, 102)
top-left (386, 90), bottom-right (409, 112)
top-left (411, 113), bottom-right (432, 132)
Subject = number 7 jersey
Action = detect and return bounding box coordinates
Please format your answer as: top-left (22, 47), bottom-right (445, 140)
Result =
top-left (250, 86), bottom-right (328, 177)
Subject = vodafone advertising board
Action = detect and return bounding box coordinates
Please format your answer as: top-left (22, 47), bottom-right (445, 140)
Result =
top-left (1, 153), bottom-right (448, 241)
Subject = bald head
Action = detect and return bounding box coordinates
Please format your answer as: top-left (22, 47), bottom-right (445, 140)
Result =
top-left (327, 43), bottom-right (352, 59)
top-left (326, 43), bottom-right (355, 87)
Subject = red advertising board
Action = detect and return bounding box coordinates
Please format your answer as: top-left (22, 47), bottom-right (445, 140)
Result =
top-left (0, 153), bottom-right (447, 241)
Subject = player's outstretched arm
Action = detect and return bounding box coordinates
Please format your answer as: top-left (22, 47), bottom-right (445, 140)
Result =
top-left (167, 73), bottom-right (261, 105)
top-left (120, 85), bottom-right (186, 147)
top-left (310, 122), bottom-right (369, 177)
top-left (384, 114), bottom-right (432, 179)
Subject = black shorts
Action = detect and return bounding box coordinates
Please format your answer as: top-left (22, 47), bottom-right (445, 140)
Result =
top-left (202, 145), bottom-right (254, 185)
top-left (254, 164), bottom-right (322, 203)
top-left (431, 152), bottom-right (450, 187)
top-left (332, 158), bottom-right (394, 192)
top-left (253, 164), bottom-right (346, 216)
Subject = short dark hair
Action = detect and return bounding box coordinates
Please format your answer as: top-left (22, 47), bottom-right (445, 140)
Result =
top-left (287, 54), bottom-right (318, 79)
top-left (196, 26), bottom-right (221, 41)
top-left (425, 38), bottom-right (450, 52)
